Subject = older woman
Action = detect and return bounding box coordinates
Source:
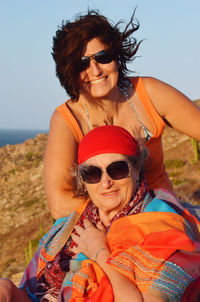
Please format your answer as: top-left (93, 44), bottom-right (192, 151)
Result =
top-left (45, 9), bottom-right (200, 220)
top-left (2, 126), bottom-right (200, 302)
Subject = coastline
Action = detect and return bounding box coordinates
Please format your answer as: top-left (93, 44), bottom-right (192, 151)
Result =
top-left (0, 128), bottom-right (48, 147)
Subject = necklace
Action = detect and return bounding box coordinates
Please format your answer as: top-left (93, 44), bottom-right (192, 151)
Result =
top-left (85, 103), bottom-right (92, 130)
top-left (84, 83), bottom-right (152, 141)
top-left (123, 94), bottom-right (152, 141)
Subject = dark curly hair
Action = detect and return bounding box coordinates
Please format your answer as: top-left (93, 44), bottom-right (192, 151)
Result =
top-left (52, 9), bottom-right (141, 100)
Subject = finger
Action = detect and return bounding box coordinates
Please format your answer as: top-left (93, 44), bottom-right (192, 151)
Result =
top-left (96, 221), bottom-right (106, 232)
top-left (74, 225), bottom-right (84, 235)
top-left (70, 246), bottom-right (81, 255)
top-left (71, 233), bottom-right (80, 244)
top-left (84, 219), bottom-right (94, 229)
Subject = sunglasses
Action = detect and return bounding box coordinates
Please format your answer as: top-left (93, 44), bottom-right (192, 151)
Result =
top-left (80, 160), bottom-right (130, 184)
top-left (80, 50), bottom-right (113, 71)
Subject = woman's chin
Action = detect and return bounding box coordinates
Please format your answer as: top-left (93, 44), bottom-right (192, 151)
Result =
top-left (99, 197), bottom-right (125, 214)
top-left (82, 83), bottom-right (117, 100)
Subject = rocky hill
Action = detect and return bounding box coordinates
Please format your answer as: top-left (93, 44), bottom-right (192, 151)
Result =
top-left (162, 99), bottom-right (200, 202)
top-left (0, 101), bottom-right (200, 284)
top-left (0, 133), bottom-right (52, 280)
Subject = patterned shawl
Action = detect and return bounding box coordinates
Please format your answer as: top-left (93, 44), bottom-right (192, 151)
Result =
top-left (19, 186), bottom-right (200, 302)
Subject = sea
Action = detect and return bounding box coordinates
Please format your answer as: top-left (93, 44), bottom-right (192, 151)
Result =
top-left (0, 129), bottom-right (49, 148)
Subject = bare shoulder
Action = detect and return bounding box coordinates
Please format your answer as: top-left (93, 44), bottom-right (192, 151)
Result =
top-left (50, 109), bottom-right (68, 128)
top-left (141, 76), bottom-right (188, 101)
top-left (141, 76), bottom-right (197, 116)
top-left (141, 75), bottom-right (178, 89)
top-left (49, 109), bottom-right (76, 140)
top-left (140, 76), bottom-right (200, 139)
top-left (45, 109), bottom-right (78, 168)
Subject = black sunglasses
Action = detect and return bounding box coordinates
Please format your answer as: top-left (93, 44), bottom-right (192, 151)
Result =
top-left (80, 50), bottom-right (113, 71)
top-left (80, 160), bottom-right (130, 184)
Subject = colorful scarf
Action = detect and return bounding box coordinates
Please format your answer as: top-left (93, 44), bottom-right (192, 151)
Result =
top-left (19, 187), bottom-right (200, 301)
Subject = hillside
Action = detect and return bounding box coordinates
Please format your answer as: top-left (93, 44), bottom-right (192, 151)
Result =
top-left (0, 102), bottom-right (200, 282)
top-left (162, 99), bottom-right (200, 202)
top-left (0, 134), bottom-right (52, 279)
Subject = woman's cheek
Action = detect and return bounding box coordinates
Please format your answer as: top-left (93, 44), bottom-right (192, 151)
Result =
top-left (80, 70), bottom-right (87, 81)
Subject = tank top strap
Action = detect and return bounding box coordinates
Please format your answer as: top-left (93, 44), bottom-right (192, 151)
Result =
top-left (131, 77), bottom-right (165, 138)
top-left (56, 101), bottom-right (84, 143)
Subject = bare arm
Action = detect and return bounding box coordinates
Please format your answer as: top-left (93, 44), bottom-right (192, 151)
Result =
top-left (0, 279), bottom-right (32, 302)
top-left (143, 77), bottom-right (200, 140)
top-left (96, 249), bottom-right (164, 302)
top-left (44, 110), bottom-right (85, 220)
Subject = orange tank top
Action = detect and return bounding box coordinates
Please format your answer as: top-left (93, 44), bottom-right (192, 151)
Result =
top-left (56, 77), bottom-right (173, 192)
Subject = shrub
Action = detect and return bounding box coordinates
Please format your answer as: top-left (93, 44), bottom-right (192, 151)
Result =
top-left (192, 139), bottom-right (200, 162)
top-left (165, 159), bottom-right (185, 169)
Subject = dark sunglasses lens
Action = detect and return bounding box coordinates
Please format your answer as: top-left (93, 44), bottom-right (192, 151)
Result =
top-left (80, 51), bottom-right (113, 71)
top-left (107, 161), bottom-right (129, 180)
top-left (81, 166), bottom-right (102, 183)
top-left (94, 50), bottom-right (112, 64)
top-left (80, 57), bottom-right (90, 71)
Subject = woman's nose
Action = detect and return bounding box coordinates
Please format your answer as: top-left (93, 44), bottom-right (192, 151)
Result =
top-left (89, 59), bottom-right (102, 76)
top-left (100, 171), bottom-right (113, 189)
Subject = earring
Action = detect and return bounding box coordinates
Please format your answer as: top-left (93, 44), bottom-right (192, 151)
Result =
top-left (82, 185), bottom-right (87, 193)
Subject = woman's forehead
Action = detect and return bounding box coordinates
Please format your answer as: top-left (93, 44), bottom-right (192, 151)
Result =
top-left (82, 38), bottom-right (107, 56)
top-left (84, 153), bottom-right (127, 166)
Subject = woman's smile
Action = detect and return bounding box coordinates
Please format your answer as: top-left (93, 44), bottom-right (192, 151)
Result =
top-left (101, 189), bottom-right (120, 198)
top-left (88, 76), bottom-right (108, 85)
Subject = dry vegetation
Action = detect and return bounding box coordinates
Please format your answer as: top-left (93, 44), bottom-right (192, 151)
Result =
top-left (0, 134), bottom-right (52, 280)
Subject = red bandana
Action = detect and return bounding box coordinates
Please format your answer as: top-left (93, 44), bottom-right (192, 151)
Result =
top-left (78, 125), bottom-right (140, 164)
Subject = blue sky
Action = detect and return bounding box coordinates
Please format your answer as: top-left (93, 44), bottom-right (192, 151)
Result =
top-left (0, 0), bottom-right (200, 130)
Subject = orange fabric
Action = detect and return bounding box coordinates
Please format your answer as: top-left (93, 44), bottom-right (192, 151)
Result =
top-left (107, 212), bottom-right (199, 258)
top-left (56, 102), bottom-right (84, 143)
top-left (69, 260), bottom-right (114, 302)
top-left (56, 77), bottom-right (173, 191)
top-left (106, 210), bottom-right (200, 300)
top-left (131, 77), bottom-right (173, 191)
top-left (64, 208), bottom-right (200, 301)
